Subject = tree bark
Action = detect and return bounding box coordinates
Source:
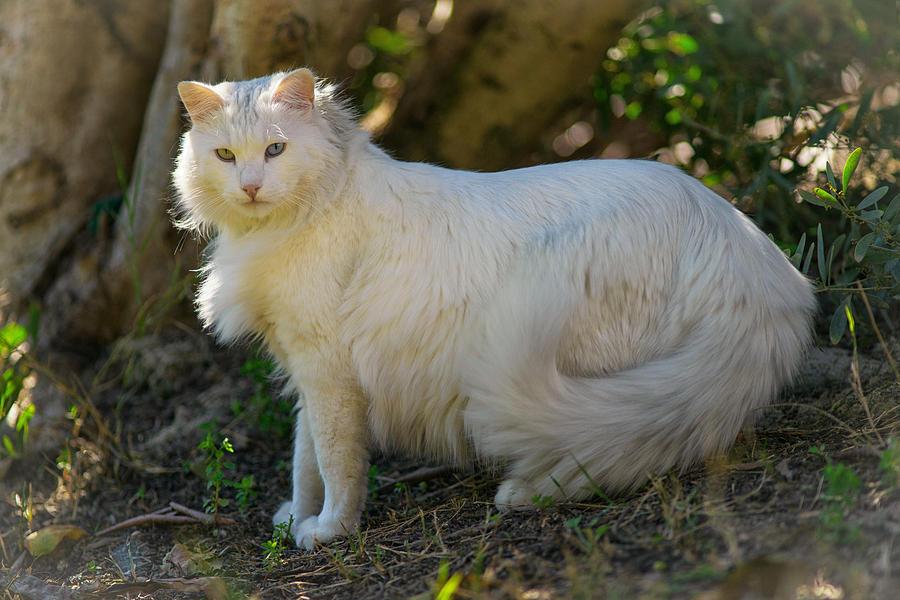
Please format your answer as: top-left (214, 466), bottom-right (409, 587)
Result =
top-left (383, 0), bottom-right (645, 170)
top-left (0, 0), bottom-right (169, 313)
top-left (205, 0), bottom-right (383, 81)
top-left (35, 0), bottom-right (387, 349)
top-left (33, 0), bottom-right (216, 349)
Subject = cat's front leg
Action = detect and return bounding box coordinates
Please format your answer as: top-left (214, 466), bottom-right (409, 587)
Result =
top-left (290, 373), bottom-right (369, 550)
top-left (273, 405), bottom-right (323, 532)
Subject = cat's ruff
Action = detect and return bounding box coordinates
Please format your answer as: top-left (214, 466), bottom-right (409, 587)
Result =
top-left (173, 68), bottom-right (816, 549)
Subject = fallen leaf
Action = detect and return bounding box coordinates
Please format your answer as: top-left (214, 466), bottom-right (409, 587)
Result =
top-left (24, 525), bottom-right (89, 558)
top-left (164, 542), bottom-right (221, 576)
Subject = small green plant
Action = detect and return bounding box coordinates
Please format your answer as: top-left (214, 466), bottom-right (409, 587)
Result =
top-left (564, 515), bottom-right (610, 554)
top-left (878, 438), bottom-right (900, 488)
top-left (367, 464), bottom-right (381, 498)
top-left (262, 517), bottom-right (293, 570)
top-left (199, 428), bottom-right (235, 514)
top-left (197, 424), bottom-right (261, 513)
top-left (1, 309), bottom-right (40, 457)
top-left (810, 447), bottom-right (862, 541)
top-left (239, 355), bottom-right (293, 438)
top-left (233, 475), bottom-right (257, 513)
top-left (820, 462), bottom-right (862, 540)
top-left (530, 494), bottom-right (556, 510)
top-left (433, 560), bottom-right (463, 600)
top-left (14, 485), bottom-right (33, 527)
top-left (348, 528), bottom-right (368, 561)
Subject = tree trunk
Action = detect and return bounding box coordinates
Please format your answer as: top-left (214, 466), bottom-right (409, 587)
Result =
top-left (205, 0), bottom-right (384, 81)
top-left (37, 0), bottom-right (217, 350)
top-left (383, 0), bottom-right (644, 170)
top-left (33, 0), bottom-right (388, 349)
top-left (0, 0), bottom-right (169, 315)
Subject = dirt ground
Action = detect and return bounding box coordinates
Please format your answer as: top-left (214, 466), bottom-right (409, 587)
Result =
top-left (1, 327), bottom-right (898, 599)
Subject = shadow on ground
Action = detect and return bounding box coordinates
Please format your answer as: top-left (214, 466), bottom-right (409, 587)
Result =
top-left (1, 329), bottom-right (898, 599)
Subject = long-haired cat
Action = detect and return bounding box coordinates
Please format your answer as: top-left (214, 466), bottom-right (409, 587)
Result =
top-left (173, 68), bottom-right (815, 549)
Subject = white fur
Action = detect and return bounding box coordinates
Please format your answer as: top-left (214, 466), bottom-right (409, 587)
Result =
top-left (172, 71), bottom-right (816, 549)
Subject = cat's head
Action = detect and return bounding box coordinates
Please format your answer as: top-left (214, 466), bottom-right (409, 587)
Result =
top-left (172, 68), bottom-right (347, 234)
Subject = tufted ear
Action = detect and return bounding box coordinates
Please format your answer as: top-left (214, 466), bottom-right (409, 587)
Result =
top-left (272, 68), bottom-right (316, 110)
top-left (177, 81), bottom-right (224, 123)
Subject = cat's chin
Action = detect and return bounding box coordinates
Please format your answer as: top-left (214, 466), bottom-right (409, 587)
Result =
top-left (234, 200), bottom-right (279, 218)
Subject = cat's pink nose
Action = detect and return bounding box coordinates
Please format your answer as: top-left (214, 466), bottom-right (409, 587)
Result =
top-left (242, 184), bottom-right (260, 200)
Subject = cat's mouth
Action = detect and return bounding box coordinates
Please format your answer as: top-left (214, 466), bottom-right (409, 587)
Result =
top-left (235, 198), bottom-right (276, 216)
top-left (237, 196), bottom-right (272, 207)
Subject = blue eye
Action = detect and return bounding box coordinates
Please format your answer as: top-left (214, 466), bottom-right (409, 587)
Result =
top-left (266, 142), bottom-right (285, 157)
top-left (215, 148), bottom-right (235, 162)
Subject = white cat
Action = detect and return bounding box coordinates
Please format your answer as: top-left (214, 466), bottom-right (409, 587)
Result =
top-left (172, 68), bottom-right (815, 549)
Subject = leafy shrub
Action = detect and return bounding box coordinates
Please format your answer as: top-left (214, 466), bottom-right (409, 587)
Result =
top-left (1, 308), bottom-right (40, 456)
top-left (594, 0), bottom-right (897, 243)
top-left (794, 149), bottom-right (899, 342)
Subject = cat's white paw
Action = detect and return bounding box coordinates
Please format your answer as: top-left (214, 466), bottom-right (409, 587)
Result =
top-left (294, 514), bottom-right (357, 550)
top-left (273, 499), bottom-right (320, 537)
top-left (495, 478), bottom-right (538, 511)
top-left (273, 501), bottom-right (294, 528)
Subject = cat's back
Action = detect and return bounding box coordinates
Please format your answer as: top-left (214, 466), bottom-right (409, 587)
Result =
top-left (388, 158), bottom-right (731, 236)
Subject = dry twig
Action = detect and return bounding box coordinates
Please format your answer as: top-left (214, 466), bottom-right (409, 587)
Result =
top-left (95, 504), bottom-right (236, 537)
top-left (856, 281), bottom-right (900, 383)
top-left (0, 571), bottom-right (75, 600)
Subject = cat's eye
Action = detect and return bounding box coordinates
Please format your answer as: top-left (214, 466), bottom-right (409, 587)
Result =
top-left (265, 142), bottom-right (285, 158)
top-left (215, 148), bottom-right (235, 162)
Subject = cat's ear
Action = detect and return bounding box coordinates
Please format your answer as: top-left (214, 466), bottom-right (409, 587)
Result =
top-left (177, 81), bottom-right (225, 123)
top-left (272, 68), bottom-right (315, 110)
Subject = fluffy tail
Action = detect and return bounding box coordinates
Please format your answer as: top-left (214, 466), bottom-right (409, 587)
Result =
top-left (463, 274), bottom-right (814, 498)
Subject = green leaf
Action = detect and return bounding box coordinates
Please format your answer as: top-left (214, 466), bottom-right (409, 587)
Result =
top-left (436, 573), bottom-right (463, 600)
top-left (841, 148), bottom-right (862, 193)
top-left (667, 32), bottom-right (699, 55)
top-left (858, 186), bottom-right (888, 210)
top-left (16, 403), bottom-right (35, 436)
top-left (624, 101), bottom-right (642, 120)
top-left (860, 209), bottom-right (883, 223)
top-left (824, 246), bottom-right (834, 286)
top-left (799, 190), bottom-right (827, 207)
top-left (791, 233), bottom-right (807, 269)
top-left (829, 301), bottom-right (848, 344)
top-left (827, 233), bottom-right (847, 283)
top-left (825, 162), bottom-right (837, 190)
top-left (2, 435), bottom-right (16, 457)
top-left (854, 232), bottom-right (875, 261)
top-left (814, 188), bottom-right (837, 204)
top-left (816, 224), bottom-right (826, 282)
top-left (802, 242), bottom-right (815, 274)
top-left (0, 323), bottom-right (27, 351)
top-left (366, 27), bottom-right (411, 55)
top-left (25, 525), bottom-right (88, 558)
top-left (845, 305), bottom-right (855, 336)
top-left (889, 260), bottom-right (900, 282)
top-left (665, 108), bottom-right (682, 125)
top-left (885, 194), bottom-right (900, 221)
